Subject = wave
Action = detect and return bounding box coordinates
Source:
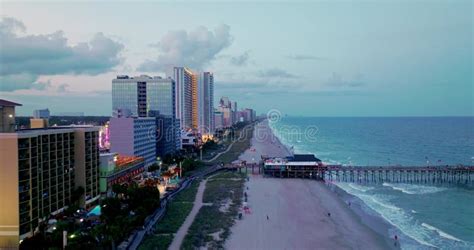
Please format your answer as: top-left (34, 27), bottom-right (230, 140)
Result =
top-left (382, 183), bottom-right (447, 195)
top-left (355, 194), bottom-right (438, 249)
top-left (348, 183), bottom-right (374, 193)
top-left (421, 223), bottom-right (463, 242)
top-left (363, 194), bottom-right (402, 212)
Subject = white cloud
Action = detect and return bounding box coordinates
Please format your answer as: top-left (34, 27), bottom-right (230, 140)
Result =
top-left (138, 24), bottom-right (233, 72)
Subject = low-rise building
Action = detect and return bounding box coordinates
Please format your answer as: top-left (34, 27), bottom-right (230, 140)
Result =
top-left (110, 116), bottom-right (157, 167)
top-left (99, 153), bottom-right (145, 194)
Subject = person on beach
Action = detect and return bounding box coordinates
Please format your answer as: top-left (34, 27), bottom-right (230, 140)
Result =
top-left (327, 212), bottom-right (331, 217)
top-left (267, 215), bottom-right (269, 220)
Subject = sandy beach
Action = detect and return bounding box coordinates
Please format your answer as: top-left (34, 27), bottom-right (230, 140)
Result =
top-left (226, 120), bottom-right (394, 250)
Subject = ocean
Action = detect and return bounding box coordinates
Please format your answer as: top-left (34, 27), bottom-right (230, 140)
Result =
top-left (269, 116), bottom-right (474, 250)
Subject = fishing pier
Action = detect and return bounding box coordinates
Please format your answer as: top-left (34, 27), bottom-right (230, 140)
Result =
top-left (257, 154), bottom-right (474, 186)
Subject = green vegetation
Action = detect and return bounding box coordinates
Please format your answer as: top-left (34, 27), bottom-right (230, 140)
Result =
top-left (173, 180), bottom-right (200, 203)
top-left (139, 179), bottom-right (201, 250)
top-left (138, 234), bottom-right (173, 250)
top-left (154, 202), bottom-right (193, 234)
top-left (181, 158), bottom-right (205, 175)
top-left (20, 183), bottom-right (161, 249)
top-left (209, 124), bottom-right (254, 165)
top-left (182, 171), bottom-right (246, 249)
top-left (95, 183), bottom-right (161, 248)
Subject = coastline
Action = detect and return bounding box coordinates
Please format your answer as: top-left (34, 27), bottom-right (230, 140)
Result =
top-left (225, 120), bottom-right (397, 250)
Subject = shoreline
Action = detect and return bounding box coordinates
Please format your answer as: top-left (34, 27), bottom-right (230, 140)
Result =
top-left (225, 120), bottom-right (397, 250)
top-left (266, 119), bottom-right (429, 249)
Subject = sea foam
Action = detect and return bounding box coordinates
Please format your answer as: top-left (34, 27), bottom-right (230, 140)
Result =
top-left (421, 223), bottom-right (463, 242)
top-left (382, 183), bottom-right (447, 195)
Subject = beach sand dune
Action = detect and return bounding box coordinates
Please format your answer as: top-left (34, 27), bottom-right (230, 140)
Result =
top-left (226, 120), bottom-right (392, 250)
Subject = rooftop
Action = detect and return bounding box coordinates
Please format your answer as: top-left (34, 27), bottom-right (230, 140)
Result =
top-left (288, 154), bottom-right (322, 162)
top-left (0, 99), bottom-right (22, 107)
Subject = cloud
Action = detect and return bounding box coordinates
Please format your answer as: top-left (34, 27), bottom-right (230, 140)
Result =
top-left (256, 68), bottom-right (299, 79)
top-left (286, 54), bottom-right (327, 61)
top-left (0, 74), bottom-right (49, 91)
top-left (326, 73), bottom-right (365, 88)
top-left (229, 51), bottom-right (250, 66)
top-left (138, 24), bottom-right (233, 72)
top-left (0, 17), bottom-right (124, 91)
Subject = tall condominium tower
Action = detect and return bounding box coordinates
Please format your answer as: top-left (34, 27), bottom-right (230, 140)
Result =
top-left (191, 72), bottom-right (199, 130)
top-left (218, 97), bottom-right (233, 128)
top-left (173, 67), bottom-right (193, 131)
top-left (199, 72), bottom-right (214, 134)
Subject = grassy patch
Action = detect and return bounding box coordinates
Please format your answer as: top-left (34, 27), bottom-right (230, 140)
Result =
top-left (204, 174), bottom-right (245, 204)
top-left (182, 172), bottom-right (245, 249)
top-left (154, 202), bottom-right (193, 234)
top-left (209, 171), bottom-right (246, 180)
top-left (209, 125), bottom-right (254, 165)
top-left (138, 234), bottom-right (173, 250)
top-left (173, 180), bottom-right (200, 203)
top-left (139, 180), bottom-right (201, 249)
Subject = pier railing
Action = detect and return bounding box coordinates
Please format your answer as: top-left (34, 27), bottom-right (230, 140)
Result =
top-left (256, 164), bottom-right (474, 186)
top-left (324, 165), bottom-right (474, 186)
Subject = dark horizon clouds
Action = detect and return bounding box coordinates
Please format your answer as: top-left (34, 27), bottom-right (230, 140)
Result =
top-left (0, 17), bottom-right (123, 91)
top-left (257, 68), bottom-right (299, 79)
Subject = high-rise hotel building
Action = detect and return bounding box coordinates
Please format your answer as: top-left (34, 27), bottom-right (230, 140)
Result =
top-left (173, 67), bottom-right (193, 131)
top-left (0, 100), bottom-right (100, 247)
top-left (191, 72), bottom-right (199, 130)
top-left (111, 75), bottom-right (180, 153)
top-left (198, 72), bottom-right (214, 134)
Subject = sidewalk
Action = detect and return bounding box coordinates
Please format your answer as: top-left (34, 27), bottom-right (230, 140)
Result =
top-left (168, 179), bottom-right (208, 250)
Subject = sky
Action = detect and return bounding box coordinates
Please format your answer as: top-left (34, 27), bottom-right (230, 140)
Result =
top-left (0, 0), bottom-right (472, 117)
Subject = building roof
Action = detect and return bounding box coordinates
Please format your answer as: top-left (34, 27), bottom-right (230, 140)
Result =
top-left (289, 154), bottom-right (322, 162)
top-left (0, 99), bottom-right (22, 107)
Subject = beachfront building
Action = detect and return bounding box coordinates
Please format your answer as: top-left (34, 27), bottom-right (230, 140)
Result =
top-left (198, 72), bottom-right (215, 134)
top-left (151, 111), bottom-right (178, 157)
top-left (0, 103), bottom-right (100, 247)
top-left (181, 131), bottom-right (198, 148)
top-left (112, 75), bottom-right (176, 117)
top-left (146, 78), bottom-right (180, 152)
top-left (232, 101), bottom-right (238, 125)
top-left (112, 75), bottom-right (147, 117)
top-left (191, 72), bottom-right (199, 130)
top-left (109, 116), bottom-right (157, 167)
top-left (263, 154), bottom-right (325, 179)
top-left (112, 75), bottom-right (180, 152)
top-left (214, 111), bottom-right (224, 129)
top-left (218, 97), bottom-right (234, 128)
top-left (173, 67), bottom-right (193, 131)
top-left (99, 153), bottom-right (145, 194)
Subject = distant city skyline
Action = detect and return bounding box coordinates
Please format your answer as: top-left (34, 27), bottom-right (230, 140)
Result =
top-left (0, 1), bottom-right (472, 117)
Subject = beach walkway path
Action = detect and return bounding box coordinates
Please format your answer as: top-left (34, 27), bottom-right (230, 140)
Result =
top-left (168, 179), bottom-right (208, 250)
